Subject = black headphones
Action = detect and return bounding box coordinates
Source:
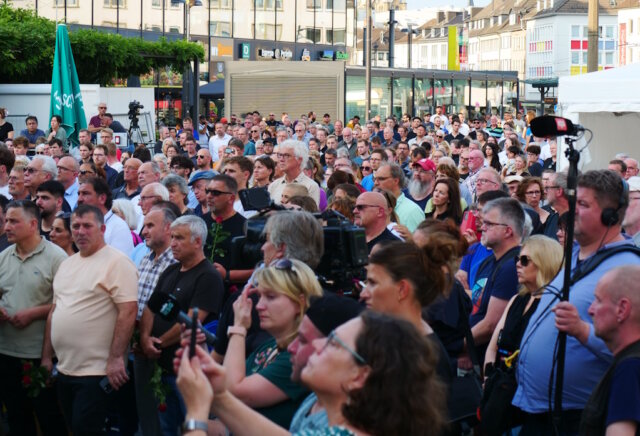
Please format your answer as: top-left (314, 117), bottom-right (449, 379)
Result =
top-left (601, 177), bottom-right (629, 226)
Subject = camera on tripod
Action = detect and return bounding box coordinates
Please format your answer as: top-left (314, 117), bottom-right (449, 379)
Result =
top-left (128, 100), bottom-right (144, 128)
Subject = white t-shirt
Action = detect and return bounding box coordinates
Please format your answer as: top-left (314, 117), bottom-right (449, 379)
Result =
top-left (208, 134), bottom-right (232, 162)
top-left (104, 210), bottom-right (134, 256)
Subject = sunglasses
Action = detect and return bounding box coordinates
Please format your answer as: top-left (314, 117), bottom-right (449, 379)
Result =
top-left (205, 189), bottom-right (233, 196)
top-left (361, 166), bottom-right (372, 171)
top-left (518, 255), bottom-right (533, 267)
top-left (354, 204), bottom-right (380, 211)
top-left (273, 258), bottom-right (299, 275)
top-left (79, 170), bottom-right (95, 176)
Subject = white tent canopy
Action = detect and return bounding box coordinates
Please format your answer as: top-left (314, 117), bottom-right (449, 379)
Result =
top-left (557, 63), bottom-right (640, 171)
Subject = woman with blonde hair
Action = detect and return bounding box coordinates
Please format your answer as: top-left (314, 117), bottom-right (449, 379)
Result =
top-left (484, 234), bottom-right (563, 373)
top-left (222, 259), bottom-right (323, 428)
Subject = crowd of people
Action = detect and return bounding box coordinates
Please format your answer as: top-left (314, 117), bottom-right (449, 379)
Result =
top-left (1, 103), bottom-right (640, 436)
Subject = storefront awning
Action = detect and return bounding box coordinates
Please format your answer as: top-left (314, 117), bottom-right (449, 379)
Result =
top-left (200, 80), bottom-right (225, 98)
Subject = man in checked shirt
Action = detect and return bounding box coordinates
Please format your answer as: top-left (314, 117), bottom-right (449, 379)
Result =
top-left (133, 204), bottom-right (178, 436)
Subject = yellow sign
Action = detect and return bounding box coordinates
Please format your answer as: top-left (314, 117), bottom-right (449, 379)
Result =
top-left (447, 26), bottom-right (460, 71)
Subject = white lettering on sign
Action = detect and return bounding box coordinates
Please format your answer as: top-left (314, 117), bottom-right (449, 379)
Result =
top-left (54, 90), bottom-right (83, 111)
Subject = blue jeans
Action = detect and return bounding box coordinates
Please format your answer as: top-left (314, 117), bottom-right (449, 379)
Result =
top-left (158, 374), bottom-right (186, 436)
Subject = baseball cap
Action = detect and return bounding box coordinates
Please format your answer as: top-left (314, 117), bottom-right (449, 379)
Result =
top-left (412, 158), bottom-right (436, 173)
top-left (188, 170), bottom-right (218, 186)
top-left (504, 175), bottom-right (524, 184)
top-left (628, 176), bottom-right (640, 192)
top-left (220, 117), bottom-right (228, 124)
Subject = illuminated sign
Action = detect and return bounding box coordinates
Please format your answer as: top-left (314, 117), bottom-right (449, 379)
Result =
top-left (320, 50), bottom-right (334, 60)
top-left (335, 51), bottom-right (348, 60)
top-left (258, 48), bottom-right (275, 58)
top-left (241, 43), bottom-right (251, 59)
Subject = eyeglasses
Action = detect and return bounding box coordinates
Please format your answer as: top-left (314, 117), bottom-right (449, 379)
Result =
top-left (57, 166), bottom-right (74, 173)
top-left (482, 219), bottom-right (509, 229)
top-left (517, 255), bottom-right (533, 267)
top-left (36, 151), bottom-right (44, 155)
top-left (322, 330), bottom-right (367, 365)
top-left (276, 153), bottom-right (294, 160)
top-left (544, 186), bottom-right (560, 192)
top-left (24, 167), bottom-right (40, 174)
top-left (361, 166), bottom-right (372, 171)
top-left (374, 176), bottom-right (390, 182)
top-left (476, 178), bottom-right (498, 186)
top-left (79, 170), bottom-right (95, 176)
top-left (196, 155), bottom-right (207, 159)
top-left (251, 129), bottom-right (260, 133)
top-left (354, 204), bottom-right (380, 211)
top-left (205, 189), bottom-right (233, 196)
top-left (140, 195), bottom-right (161, 201)
top-left (525, 190), bottom-right (541, 196)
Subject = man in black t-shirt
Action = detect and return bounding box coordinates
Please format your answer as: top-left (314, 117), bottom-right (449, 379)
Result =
top-left (140, 215), bottom-right (224, 432)
top-left (354, 191), bottom-right (400, 253)
top-left (202, 174), bottom-right (251, 286)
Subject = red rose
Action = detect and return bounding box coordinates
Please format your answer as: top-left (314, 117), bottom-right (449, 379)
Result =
top-left (22, 375), bottom-right (32, 386)
top-left (215, 216), bottom-right (223, 224)
top-left (157, 403), bottom-right (167, 412)
top-left (22, 362), bottom-right (33, 372)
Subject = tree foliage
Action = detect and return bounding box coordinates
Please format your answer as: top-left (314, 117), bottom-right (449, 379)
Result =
top-left (0, 4), bottom-right (205, 85)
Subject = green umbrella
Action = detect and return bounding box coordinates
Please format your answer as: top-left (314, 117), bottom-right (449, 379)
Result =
top-left (50, 24), bottom-right (87, 148)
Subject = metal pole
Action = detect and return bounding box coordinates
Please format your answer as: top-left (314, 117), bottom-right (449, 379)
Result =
top-left (388, 7), bottom-right (394, 68)
top-left (365, 0), bottom-right (372, 121)
top-left (408, 24), bottom-right (412, 69)
top-left (587, 0), bottom-right (598, 72)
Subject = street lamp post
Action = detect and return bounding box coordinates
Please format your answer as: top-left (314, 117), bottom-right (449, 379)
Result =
top-left (175, 0), bottom-right (202, 121)
top-left (365, 0), bottom-right (372, 122)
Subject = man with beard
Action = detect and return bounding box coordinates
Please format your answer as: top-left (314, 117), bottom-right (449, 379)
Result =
top-left (35, 181), bottom-right (65, 239)
top-left (405, 158), bottom-right (436, 210)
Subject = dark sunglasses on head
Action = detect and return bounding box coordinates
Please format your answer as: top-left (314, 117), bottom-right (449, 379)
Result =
top-left (518, 255), bottom-right (533, 267)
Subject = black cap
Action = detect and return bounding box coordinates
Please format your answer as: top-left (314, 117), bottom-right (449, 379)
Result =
top-left (305, 294), bottom-right (364, 336)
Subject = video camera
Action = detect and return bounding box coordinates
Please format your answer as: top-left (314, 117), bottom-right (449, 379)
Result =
top-left (229, 188), bottom-right (369, 294)
top-left (128, 100), bottom-right (144, 128)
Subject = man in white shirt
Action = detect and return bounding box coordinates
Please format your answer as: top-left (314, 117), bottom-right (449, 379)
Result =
top-left (268, 140), bottom-right (320, 206)
top-left (77, 177), bottom-right (134, 255)
top-left (208, 122), bottom-right (232, 163)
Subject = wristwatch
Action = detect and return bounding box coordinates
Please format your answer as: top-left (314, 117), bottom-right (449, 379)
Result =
top-left (182, 418), bottom-right (208, 434)
top-left (227, 325), bottom-right (247, 338)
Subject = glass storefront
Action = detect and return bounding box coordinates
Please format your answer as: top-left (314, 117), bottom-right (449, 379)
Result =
top-left (487, 80), bottom-right (502, 116)
top-left (452, 79), bottom-right (468, 115)
top-left (344, 69), bottom-right (518, 122)
top-left (392, 77), bottom-right (412, 119)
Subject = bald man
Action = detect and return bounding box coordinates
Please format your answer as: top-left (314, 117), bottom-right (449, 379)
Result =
top-left (575, 266), bottom-right (640, 434)
top-left (353, 191), bottom-right (400, 253)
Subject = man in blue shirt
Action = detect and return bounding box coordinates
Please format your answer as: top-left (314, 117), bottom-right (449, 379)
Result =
top-left (361, 148), bottom-right (387, 192)
top-left (513, 170), bottom-right (640, 435)
top-left (462, 197), bottom-right (523, 369)
top-left (20, 116), bottom-right (45, 148)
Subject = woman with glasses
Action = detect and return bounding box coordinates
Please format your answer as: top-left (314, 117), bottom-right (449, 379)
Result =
top-left (177, 311), bottom-right (446, 436)
top-left (78, 163), bottom-right (105, 183)
top-left (517, 177), bottom-right (551, 229)
top-left (220, 259), bottom-right (322, 429)
top-left (50, 213), bottom-right (77, 256)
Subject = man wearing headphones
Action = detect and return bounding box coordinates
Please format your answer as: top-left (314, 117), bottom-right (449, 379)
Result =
top-left (512, 170), bottom-right (640, 435)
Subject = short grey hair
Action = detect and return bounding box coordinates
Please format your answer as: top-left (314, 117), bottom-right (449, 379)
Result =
top-left (144, 182), bottom-right (170, 201)
top-left (162, 174), bottom-right (189, 197)
top-left (280, 139), bottom-right (309, 171)
top-left (146, 161), bottom-right (162, 176)
top-left (264, 211), bottom-right (324, 269)
top-left (379, 162), bottom-right (406, 189)
top-left (336, 147), bottom-right (350, 159)
top-left (483, 197), bottom-right (525, 238)
top-left (170, 215), bottom-right (208, 247)
top-left (33, 155), bottom-right (58, 179)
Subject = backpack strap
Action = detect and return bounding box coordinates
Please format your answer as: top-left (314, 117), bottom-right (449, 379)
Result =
top-left (570, 245), bottom-right (640, 285)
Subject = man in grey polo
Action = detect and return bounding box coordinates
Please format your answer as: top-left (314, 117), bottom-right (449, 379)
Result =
top-left (0, 200), bottom-right (67, 435)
